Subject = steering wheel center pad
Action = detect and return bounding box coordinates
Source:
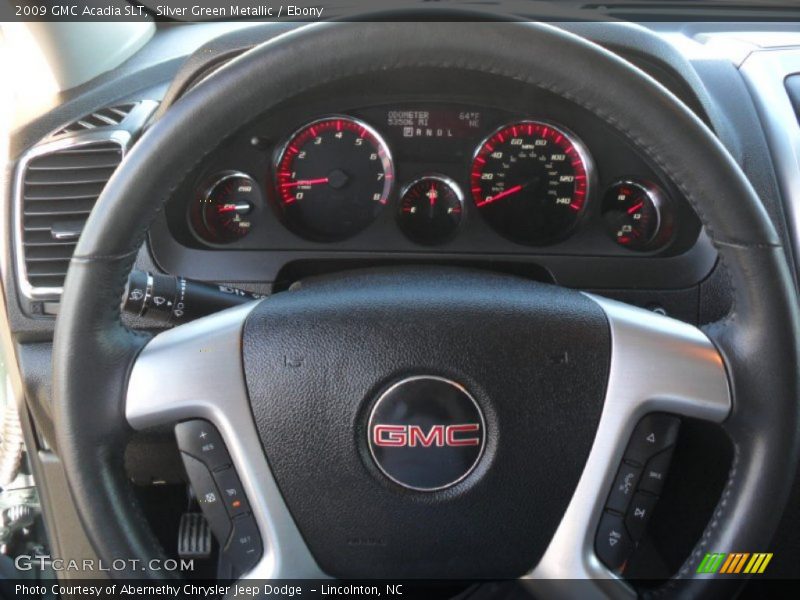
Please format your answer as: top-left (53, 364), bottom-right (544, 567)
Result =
top-left (244, 267), bottom-right (609, 578)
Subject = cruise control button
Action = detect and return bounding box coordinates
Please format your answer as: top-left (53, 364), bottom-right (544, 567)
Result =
top-left (624, 414), bottom-right (680, 466)
top-left (213, 467), bottom-right (251, 518)
top-left (180, 452), bottom-right (231, 543)
top-left (625, 492), bottom-right (658, 542)
top-left (606, 462), bottom-right (642, 513)
top-left (175, 420), bottom-right (231, 471)
top-left (595, 511), bottom-right (634, 572)
top-left (639, 448), bottom-right (674, 495)
top-left (224, 515), bottom-right (263, 577)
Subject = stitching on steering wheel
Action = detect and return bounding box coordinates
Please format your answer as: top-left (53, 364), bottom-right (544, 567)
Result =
top-left (645, 446), bottom-right (740, 596)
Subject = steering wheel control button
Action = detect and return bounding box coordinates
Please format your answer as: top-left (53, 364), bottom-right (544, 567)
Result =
top-left (213, 468), bottom-right (251, 518)
top-left (223, 515), bottom-right (263, 578)
top-left (595, 415), bottom-right (681, 570)
top-left (625, 492), bottom-right (659, 542)
top-left (175, 419), bottom-right (231, 471)
top-left (623, 414), bottom-right (680, 466)
top-left (639, 448), bottom-right (674, 495)
top-left (179, 452), bottom-right (232, 544)
top-left (595, 511), bottom-right (634, 572)
top-left (367, 375), bottom-right (486, 491)
top-left (605, 462), bottom-right (642, 513)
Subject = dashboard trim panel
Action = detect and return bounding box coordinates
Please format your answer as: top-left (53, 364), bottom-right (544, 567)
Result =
top-left (740, 49), bottom-right (800, 276)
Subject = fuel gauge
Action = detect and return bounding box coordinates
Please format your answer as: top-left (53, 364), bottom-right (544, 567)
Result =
top-left (601, 180), bottom-right (669, 251)
top-left (398, 175), bottom-right (463, 245)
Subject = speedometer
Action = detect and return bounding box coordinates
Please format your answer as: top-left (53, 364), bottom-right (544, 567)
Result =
top-left (471, 121), bottom-right (592, 245)
top-left (275, 116), bottom-right (394, 242)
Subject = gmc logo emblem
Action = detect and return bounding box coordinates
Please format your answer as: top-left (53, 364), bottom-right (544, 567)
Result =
top-left (373, 423), bottom-right (481, 448)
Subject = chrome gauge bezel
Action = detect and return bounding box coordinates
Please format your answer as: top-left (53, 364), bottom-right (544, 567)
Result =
top-left (397, 173), bottom-right (466, 246)
top-left (470, 119), bottom-right (596, 246)
top-left (272, 115), bottom-right (396, 242)
top-left (602, 179), bottom-right (669, 251)
top-left (188, 170), bottom-right (260, 246)
top-left (399, 173), bottom-right (465, 206)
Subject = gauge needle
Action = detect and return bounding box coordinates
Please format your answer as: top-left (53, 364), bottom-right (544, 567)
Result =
top-left (281, 177), bottom-right (330, 188)
top-left (478, 184), bottom-right (524, 207)
top-left (217, 203), bottom-right (251, 214)
top-left (428, 182), bottom-right (438, 207)
top-left (627, 201), bottom-right (644, 215)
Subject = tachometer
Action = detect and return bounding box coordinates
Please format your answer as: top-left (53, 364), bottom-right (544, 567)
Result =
top-left (275, 116), bottom-right (394, 241)
top-left (471, 121), bottom-right (592, 245)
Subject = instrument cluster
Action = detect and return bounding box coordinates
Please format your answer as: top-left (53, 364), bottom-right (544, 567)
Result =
top-left (180, 103), bottom-right (690, 256)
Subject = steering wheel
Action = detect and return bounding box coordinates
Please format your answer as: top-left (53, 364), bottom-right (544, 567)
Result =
top-left (53, 22), bottom-right (800, 598)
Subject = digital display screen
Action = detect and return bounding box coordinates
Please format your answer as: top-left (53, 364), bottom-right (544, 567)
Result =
top-left (350, 104), bottom-right (504, 164)
top-left (384, 108), bottom-right (483, 140)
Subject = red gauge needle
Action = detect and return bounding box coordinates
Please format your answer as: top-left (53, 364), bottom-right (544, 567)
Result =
top-left (627, 201), bottom-right (644, 215)
top-left (428, 182), bottom-right (437, 207)
top-left (217, 203), bottom-right (250, 214)
top-left (281, 177), bottom-right (330, 188)
top-left (478, 184), bottom-right (523, 207)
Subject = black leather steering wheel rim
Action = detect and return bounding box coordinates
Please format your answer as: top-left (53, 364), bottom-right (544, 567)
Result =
top-left (52, 22), bottom-right (800, 596)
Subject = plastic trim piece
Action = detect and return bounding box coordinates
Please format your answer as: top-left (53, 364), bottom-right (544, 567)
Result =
top-left (739, 49), bottom-right (800, 280)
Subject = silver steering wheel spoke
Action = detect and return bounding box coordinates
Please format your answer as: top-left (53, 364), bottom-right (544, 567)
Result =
top-left (125, 302), bottom-right (326, 580)
top-left (126, 294), bottom-right (730, 590)
top-left (526, 295), bottom-right (731, 598)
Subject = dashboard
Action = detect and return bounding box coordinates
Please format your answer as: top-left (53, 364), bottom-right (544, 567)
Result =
top-left (155, 78), bottom-right (704, 289)
top-left (15, 20), bottom-right (796, 337)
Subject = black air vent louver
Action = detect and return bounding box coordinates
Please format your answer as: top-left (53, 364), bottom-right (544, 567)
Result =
top-left (54, 103), bottom-right (136, 136)
top-left (19, 140), bottom-right (123, 292)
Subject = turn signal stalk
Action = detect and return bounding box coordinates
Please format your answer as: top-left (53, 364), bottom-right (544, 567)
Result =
top-left (122, 270), bottom-right (264, 325)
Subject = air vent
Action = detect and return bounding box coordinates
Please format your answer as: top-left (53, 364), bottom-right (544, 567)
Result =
top-left (16, 135), bottom-right (127, 298)
top-left (54, 103), bottom-right (137, 136)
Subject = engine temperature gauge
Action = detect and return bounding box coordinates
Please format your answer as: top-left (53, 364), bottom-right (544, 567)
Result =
top-left (191, 172), bottom-right (258, 244)
top-left (398, 175), bottom-right (464, 245)
top-left (601, 180), bottom-right (669, 251)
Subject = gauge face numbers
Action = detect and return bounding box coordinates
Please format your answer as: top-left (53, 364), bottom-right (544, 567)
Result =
top-left (191, 172), bottom-right (257, 244)
top-left (275, 117), bottom-right (394, 242)
top-left (602, 180), bottom-right (666, 251)
top-left (471, 121), bottom-right (591, 245)
top-left (398, 176), bottom-right (464, 245)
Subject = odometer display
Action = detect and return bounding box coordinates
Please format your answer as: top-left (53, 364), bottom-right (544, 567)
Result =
top-left (275, 116), bottom-right (394, 241)
top-left (471, 121), bottom-right (592, 245)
